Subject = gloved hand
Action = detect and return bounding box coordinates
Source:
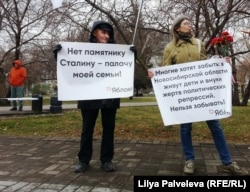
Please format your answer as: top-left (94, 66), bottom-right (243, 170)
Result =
top-left (53, 44), bottom-right (62, 61)
top-left (130, 46), bottom-right (137, 53)
top-left (53, 44), bottom-right (62, 54)
top-left (130, 46), bottom-right (137, 60)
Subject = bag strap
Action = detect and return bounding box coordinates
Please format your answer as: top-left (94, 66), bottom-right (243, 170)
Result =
top-left (196, 38), bottom-right (201, 60)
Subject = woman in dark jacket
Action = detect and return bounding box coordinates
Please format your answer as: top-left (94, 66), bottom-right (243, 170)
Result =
top-left (75, 21), bottom-right (120, 173)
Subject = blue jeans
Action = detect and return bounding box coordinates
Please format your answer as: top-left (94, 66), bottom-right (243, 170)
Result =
top-left (10, 86), bottom-right (24, 108)
top-left (180, 120), bottom-right (232, 165)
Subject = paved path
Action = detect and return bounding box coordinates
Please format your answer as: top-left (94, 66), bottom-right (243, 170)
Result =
top-left (0, 102), bottom-right (157, 116)
top-left (0, 103), bottom-right (250, 191)
top-left (0, 136), bottom-right (250, 192)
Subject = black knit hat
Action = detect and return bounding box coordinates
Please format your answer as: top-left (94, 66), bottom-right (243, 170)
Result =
top-left (89, 21), bottom-right (115, 43)
top-left (94, 23), bottom-right (113, 32)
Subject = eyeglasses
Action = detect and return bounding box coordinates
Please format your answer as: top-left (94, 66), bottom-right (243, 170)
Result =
top-left (182, 21), bottom-right (192, 26)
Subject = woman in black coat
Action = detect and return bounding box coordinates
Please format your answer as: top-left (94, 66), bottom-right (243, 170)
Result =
top-left (75, 20), bottom-right (120, 173)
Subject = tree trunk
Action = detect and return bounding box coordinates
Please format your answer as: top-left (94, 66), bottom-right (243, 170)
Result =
top-left (241, 79), bottom-right (250, 106)
top-left (232, 83), bottom-right (241, 106)
top-left (0, 68), bottom-right (10, 106)
top-left (241, 84), bottom-right (245, 98)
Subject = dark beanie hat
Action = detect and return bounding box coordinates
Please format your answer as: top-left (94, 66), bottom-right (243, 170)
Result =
top-left (91, 21), bottom-right (113, 33)
top-left (95, 23), bottom-right (113, 32)
top-left (89, 21), bottom-right (115, 43)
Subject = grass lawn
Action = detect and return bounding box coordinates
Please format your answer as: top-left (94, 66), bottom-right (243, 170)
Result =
top-left (1, 96), bottom-right (249, 144)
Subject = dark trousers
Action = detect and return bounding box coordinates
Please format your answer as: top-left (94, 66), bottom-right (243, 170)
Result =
top-left (78, 108), bottom-right (117, 164)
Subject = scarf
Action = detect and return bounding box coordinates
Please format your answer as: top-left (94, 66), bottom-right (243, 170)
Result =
top-left (178, 31), bottom-right (193, 41)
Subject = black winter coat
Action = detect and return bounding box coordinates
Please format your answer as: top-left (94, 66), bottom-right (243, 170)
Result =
top-left (77, 99), bottom-right (120, 109)
top-left (77, 20), bottom-right (120, 109)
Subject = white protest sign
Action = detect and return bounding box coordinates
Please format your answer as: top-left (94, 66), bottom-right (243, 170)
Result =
top-left (150, 58), bottom-right (232, 126)
top-left (57, 42), bottom-right (134, 101)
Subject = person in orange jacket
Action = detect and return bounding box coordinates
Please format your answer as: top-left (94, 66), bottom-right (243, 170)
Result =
top-left (8, 59), bottom-right (27, 111)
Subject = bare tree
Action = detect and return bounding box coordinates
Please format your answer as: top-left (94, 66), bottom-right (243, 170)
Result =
top-left (0, 0), bottom-right (60, 102)
top-left (236, 55), bottom-right (250, 105)
top-left (1, 0), bottom-right (250, 104)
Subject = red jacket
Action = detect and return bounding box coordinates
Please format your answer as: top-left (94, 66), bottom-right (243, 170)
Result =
top-left (8, 60), bottom-right (27, 86)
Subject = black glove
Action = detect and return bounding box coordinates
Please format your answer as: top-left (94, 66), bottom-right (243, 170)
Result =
top-left (130, 46), bottom-right (137, 53)
top-left (53, 44), bottom-right (62, 61)
top-left (130, 46), bottom-right (137, 60)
